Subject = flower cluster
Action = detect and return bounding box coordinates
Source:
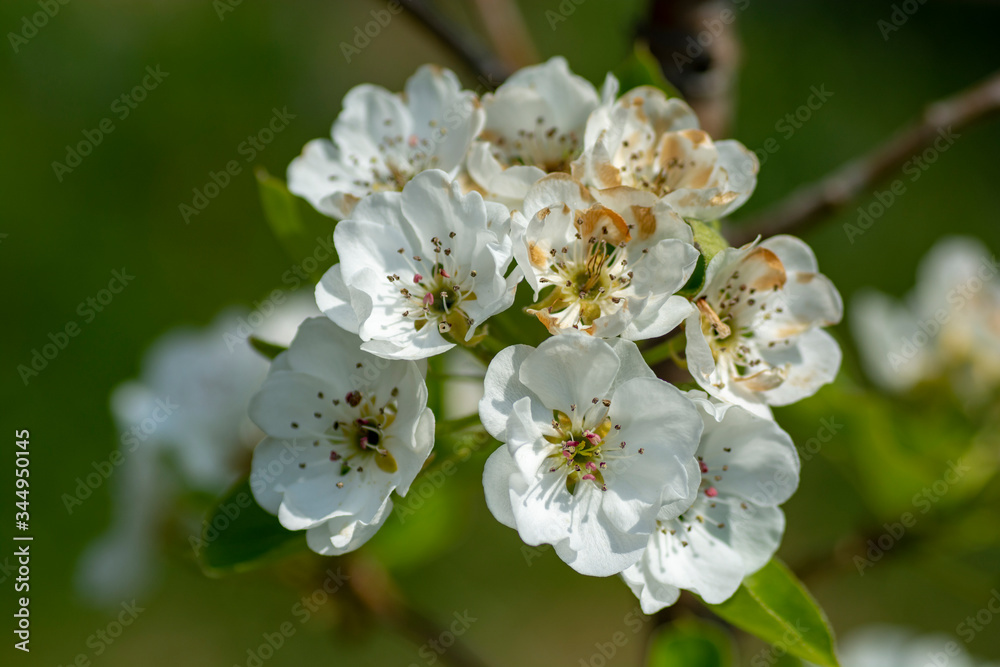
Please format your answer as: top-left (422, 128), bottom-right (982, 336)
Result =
top-left (852, 236), bottom-right (1000, 407)
top-left (246, 58), bottom-right (844, 610)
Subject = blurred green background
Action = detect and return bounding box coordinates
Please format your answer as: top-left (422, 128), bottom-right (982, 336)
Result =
top-left (3, 0), bottom-right (1000, 665)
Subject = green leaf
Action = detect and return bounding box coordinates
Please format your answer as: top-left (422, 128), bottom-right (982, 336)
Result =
top-left (647, 617), bottom-right (735, 667)
top-left (255, 168), bottom-right (336, 279)
top-left (613, 41), bottom-right (682, 98)
top-left (706, 559), bottom-right (840, 667)
top-left (197, 478), bottom-right (306, 575)
top-left (677, 220), bottom-right (727, 297)
top-left (248, 335), bottom-right (287, 361)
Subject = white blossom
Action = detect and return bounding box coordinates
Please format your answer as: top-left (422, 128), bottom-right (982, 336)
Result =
top-left (316, 169), bottom-right (519, 360)
top-left (465, 57), bottom-right (617, 206)
top-left (622, 392), bottom-right (799, 612)
top-left (289, 65), bottom-right (484, 219)
top-left (852, 236), bottom-right (1000, 403)
top-left (249, 318), bottom-right (434, 555)
top-left (480, 332), bottom-right (702, 577)
top-left (512, 173), bottom-right (699, 339)
top-left (76, 297), bottom-right (316, 605)
top-left (685, 235), bottom-right (843, 418)
top-left (573, 87), bottom-right (757, 221)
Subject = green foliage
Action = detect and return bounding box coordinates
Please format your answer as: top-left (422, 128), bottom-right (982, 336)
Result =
top-left (256, 168), bottom-right (336, 279)
top-left (707, 559), bottom-right (840, 667)
top-left (198, 478), bottom-right (305, 576)
top-left (647, 617), bottom-right (735, 667)
top-left (613, 41), bottom-right (682, 98)
top-left (248, 335), bottom-right (287, 360)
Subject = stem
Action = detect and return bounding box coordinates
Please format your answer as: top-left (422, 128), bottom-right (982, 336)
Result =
top-left (435, 413), bottom-right (484, 437)
top-left (346, 557), bottom-right (492, 667)
top-left (732, 69), bottom-right (1000, 244)
top-left (642, 333), bottom-right (687, 368)
top-left (398, 0), bottom-right (512, 86)
top-left (470, 0), bottom-right (539, 71)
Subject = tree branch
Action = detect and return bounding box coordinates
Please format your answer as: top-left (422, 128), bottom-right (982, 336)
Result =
top-left (398, 0), bottom-right (512, 87)
top-left (470, 0), bottom-right (539, 71)
top-left (731, 69), bottom-right (1000, 245)
top-left (347, 557), bottom-right (492, 667)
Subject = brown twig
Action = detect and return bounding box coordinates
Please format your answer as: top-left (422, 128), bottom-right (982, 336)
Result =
top-left (470, 0), bottom-right (539, 71)
top-left (347, 557), bottom-right (492, 667)
top-left (731, 69), bottom-right (1000, 245)
top-left (398, 0), bottom-right (512, 86)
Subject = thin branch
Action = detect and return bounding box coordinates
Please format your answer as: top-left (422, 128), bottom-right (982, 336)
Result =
top-left (347, 557), bottom-right (492, 667)
top-left (731, 69), bottom-right (1000, 245)
top-left (471, 0), bottom-right (539, 70)
top-left (399, 0), bottom-right (512, 86)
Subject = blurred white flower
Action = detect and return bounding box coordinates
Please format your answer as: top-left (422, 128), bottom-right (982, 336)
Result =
top-left (464, 57), bottom-right (617, 207)
top-left (249, 318), bottom-right (434, 555)
top-left (289, 65), bottom-right (484, 219)
top-left (622, 392), bottom-right (799, 612)
top-left (685, 235), bottom-right (843, 418)
top-left (480, 332), bottom-right (702, 577)
top-left (852, 236), bottom-right (1000, 404)
top-left (77, 295), bottom-right (317, 605)
top-left (573, 88), bottom-right (758, 221)
top-left (512, 173), bottom-right (699, 339)
top-left (807, 625), bottom-right (992, 667)
top-left (316, 169), bottom-right (519, 360)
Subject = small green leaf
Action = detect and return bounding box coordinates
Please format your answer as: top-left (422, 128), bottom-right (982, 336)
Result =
top-left (255, 168), bottom-right (336, 279)
top-left (647, 617), bottom-right (735, 667)
top-left (689, 219), bottom-right (729, 263)
top-left (613, 41), bottom-right (682, 98)
top-left (198, 478), bottom-right (306, 575)
top-left (706, 559), bottom-right (840, 667)
top-left (248, 335), bottom-right (287, 361)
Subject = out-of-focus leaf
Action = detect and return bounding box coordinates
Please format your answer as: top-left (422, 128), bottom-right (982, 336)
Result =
top-left (255, 168), bottom-right (336, 279)
top-left (364, 474), bottom-right (466, 572)
top-left (646, 617), bottom-right (735, 667)
top-left (613, 41), bottom-right (682, 98)
top-left (706, 559), bottom-right (840, 667)
top-left (198, 477), bottom-right (305, 576)
top-left (248, 335), bottom-right (287, 360)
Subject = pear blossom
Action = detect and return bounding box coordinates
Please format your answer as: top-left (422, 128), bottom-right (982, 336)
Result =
top-left (464, 57), bottom-right (616, 206)
top-left (249, 317), bottom-right (434, 555)
top-left (807, 625), bottom-right (994, 667)
top-left (288, 65), bottom-right (484, 219)
top-left (77, 297), bottom-right (317, 605)
top-left (685, 235), bottom-right (843, 418)
top-left (573, 87), bottom-right (758, 220)
top-left (622, 392), bottom-right (800, 612)
top-left (315, 169), bottom-right (519, 360)
top-left (512, 173), bottom-right (699, 338)
top-left (480, 332), bottom-right (703, 577)
top-left (852, 236), bottom-right (1000, 403)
